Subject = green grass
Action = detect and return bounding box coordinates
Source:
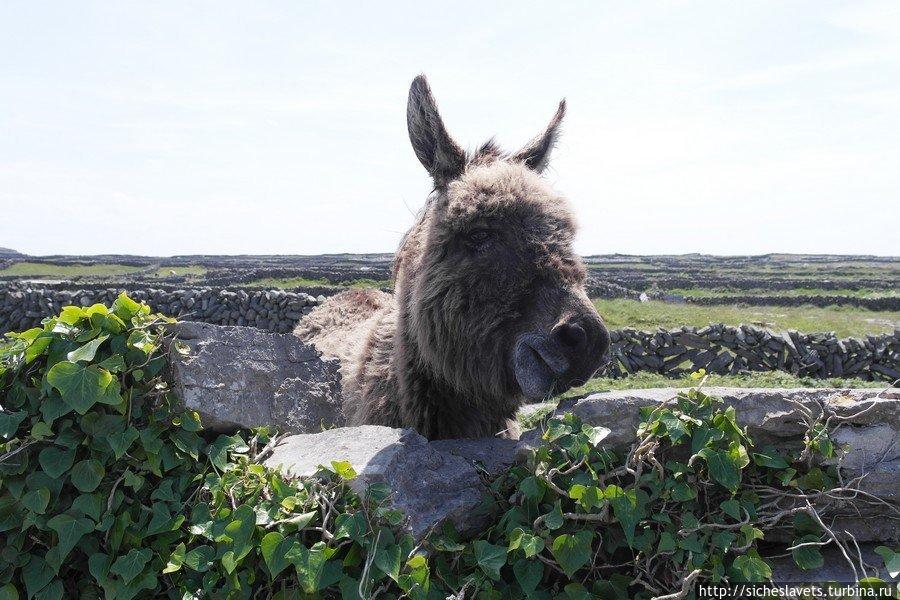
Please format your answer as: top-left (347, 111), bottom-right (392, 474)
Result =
top-left (518, 370), bottom-right (886, 428)
top-left (593, 298), bottom-right (899, 337)
top-left (668, 287), bottom-right (898, 299)
top-left (152, 265), bottom-right (208, 278)
top-left (246, 276), bottom-right (391, 289)
top-left (561, 371), bottom-right (886, 399)
top-left (0, 261), bottom-right (144, 278)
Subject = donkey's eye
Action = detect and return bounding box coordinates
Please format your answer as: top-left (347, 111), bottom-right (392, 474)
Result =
top-left (468, 229), bottom-right (492, 244)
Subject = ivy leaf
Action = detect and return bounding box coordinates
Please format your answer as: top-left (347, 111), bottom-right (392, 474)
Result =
top-left (543, 500), bottom-right (564, 530)
top-left (66, 335), bottom-right (109, 363)
top-left (334, 512), bottom-right (366, 541)
top-left (0, 410), bottom-right (26, 438)
top-left (225, 505), bottom-right (256, 560)
top-left (23, 555), bottom-right (54, 599)
top-left (183, 545), bottom-right (215, 572)
top-left (109, 548), bottom-right (152, 584)
top-left (874, 546), bottom-right (900, 578)
top-left (107, 426), bottom-right (140, 460)
top-left (732, 550), bottom-right (773, 582)
top-left (791, 535), bottom-right (824, 571)
top-left (697, 448), bottom-right (741, 492)
top-left (37, 445), bottom-right (76, 479)
top-left (721, 498), bottom-right (742, 520)
top-left (551, 531), bottom-right (593, 578)
top-left (513, 558), bottom-right (543, 594)
top-left (373, 542), bottom-right (402, 582)
top-left (0, 583), bottom-right (20, 600)
top-left (330, 460), bottom-right (357, 480)
top-left (35, 580), bottom-right (64, 600)
top-left (21, 488), bottom-right (50, 514)
top-left (605, 485), bottom-right (645, 545)
top-left (473, 540), bottom-right (507, 581)
top-left (294, 542), bottom-right (342, 593)
top-left (47, 514), bottom-right (94, 563)
top-left (752, 446), bottom-right (789, 469)
top-left (163, 543), bottom-right (186, 574)
top-left (70, 459), bottom-right (105, 493)
top-left (260, 532), bottom-right (295, 580)
top-left (46, 361), bottom-right (113, 414)
top-left (658, 532), bottom-right (676, 553)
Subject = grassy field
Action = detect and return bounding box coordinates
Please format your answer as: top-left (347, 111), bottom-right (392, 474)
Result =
top-left (561, 371), bottom-right (885, 399)
top-left (153, 265), bottom-right (208, 278)
top-left (593, 298), bottom-right (899, 337)
top-left (668, 287), bottom-right (898, 299)
top-left (245, 276), bottom-right (390, 289)
top-left (0, 261), bottom-right (143, 277)
top-left (517, 371), bottom-right (887, 427)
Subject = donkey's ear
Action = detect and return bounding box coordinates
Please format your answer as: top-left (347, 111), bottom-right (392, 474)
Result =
top-left (512, 99), bottom-right (566, 173)
top-left (407, 75), bottom-right (466, 186)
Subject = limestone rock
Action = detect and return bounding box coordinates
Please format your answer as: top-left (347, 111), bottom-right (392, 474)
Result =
top-left (168, 321), bottom-right (343, 432)
top-left (264, 426), bottom-right (489, 539)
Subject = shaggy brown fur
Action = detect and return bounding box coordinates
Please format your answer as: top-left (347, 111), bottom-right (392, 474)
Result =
top-left (295, 75), bottom-right (609, 439)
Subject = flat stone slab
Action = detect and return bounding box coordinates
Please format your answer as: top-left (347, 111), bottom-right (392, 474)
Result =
top-left (264, 426), bottom-right (489, 539)
top-left (168, 321), bottom-right (343, 432)
top-left (430, 437), bottom-right (518, 478)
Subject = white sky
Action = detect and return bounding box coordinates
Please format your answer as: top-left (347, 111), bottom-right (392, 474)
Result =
top-left (1, 1), bottom-right (898, 257)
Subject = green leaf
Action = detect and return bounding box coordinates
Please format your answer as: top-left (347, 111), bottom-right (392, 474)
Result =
top-left (70, 459), bottom-right (105, 492)
top-left (293, 542), bottom-right (342, 593)
top-left (112, 293), bottom-right (142, 321)
top-left (722, 498), bottom-right (742, 520)
top-left (21, 488), bottom-right (50, 514)
top-left (873, 546), bottom-right (900, 578)
top-left (38, 446), bottom-right (75, 479)
top-left (163, 543), bottom-right (186, 574)
top-left (752, 446), bottom-right (789, 469)
top-left (513, 558), bottom-right (542, 594)
top-left (261, 532), bottom-right (295, 580)
top-left (374, 542), bottom-right (402, 582)
top-left (0, 583), bottom-right (19, 600)
top-left (732, 550), bottom-right (773, 582)
top-left (698, 447), bottom-right (741, 492)
top-left (66, 334), bottom-right (109, 363)
top-left (183, 545), bottom-right (215, 572)
top-left (109, 548), bottom-right (152, 584)
top-left (0, 410), bottom-right (26, 438)
top-left (330, 460), bottom-right (357, 480)
top-left (47, 514), bottom-right (94, 563)
top-left (791, 535), bottom-right (824, 571)
top-left (551, 531), bottom-right (593, 578)
top-left (543, 500), bottom-right (564, 530)
top-left (23, 555), bottom-right (54, 599)
top-left (107, 427), bottom-right (139, 460)
top-left (46, 361), bottom-right (113, 414)
top-left (658, 532), bottom-right (676, 553)
top-left (474, 540), bottom-right (507, 581)
top-left (605, 485), bottom-right (644, 545)
top-left (225, 504), bottom-right (256, 560)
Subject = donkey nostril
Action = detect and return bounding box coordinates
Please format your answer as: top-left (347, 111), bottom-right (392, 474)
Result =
top-left (556, 322), bottom-right (587, 351)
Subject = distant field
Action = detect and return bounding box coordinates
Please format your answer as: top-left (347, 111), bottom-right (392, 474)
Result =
top-left (152, 265), bottom-right (208, 278)
top-left (245, 276), bottom-right (390, 289)
top-left (593, 298), bottom-right (899, 337)
top-left (562, 371), bottom-right (886, 399)
top-left (517, 370), bottom-right (886, 427)
top-left (668, 287), bottom-right (899, 299)
top-left (0, 261), bottom-right (143, 277)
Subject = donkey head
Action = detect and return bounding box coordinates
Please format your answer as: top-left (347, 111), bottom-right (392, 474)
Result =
top-left (396, 75), bottom-right (610, 411)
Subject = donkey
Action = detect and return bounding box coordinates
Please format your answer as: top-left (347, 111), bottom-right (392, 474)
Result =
top-left (295, 75), bottom-right (610, 439)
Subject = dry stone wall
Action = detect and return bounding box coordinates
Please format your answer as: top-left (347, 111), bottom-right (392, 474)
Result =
top-left (3, 283), bottom-right (898, 381)
top-left (607, 324), bottom-right (899, 381)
